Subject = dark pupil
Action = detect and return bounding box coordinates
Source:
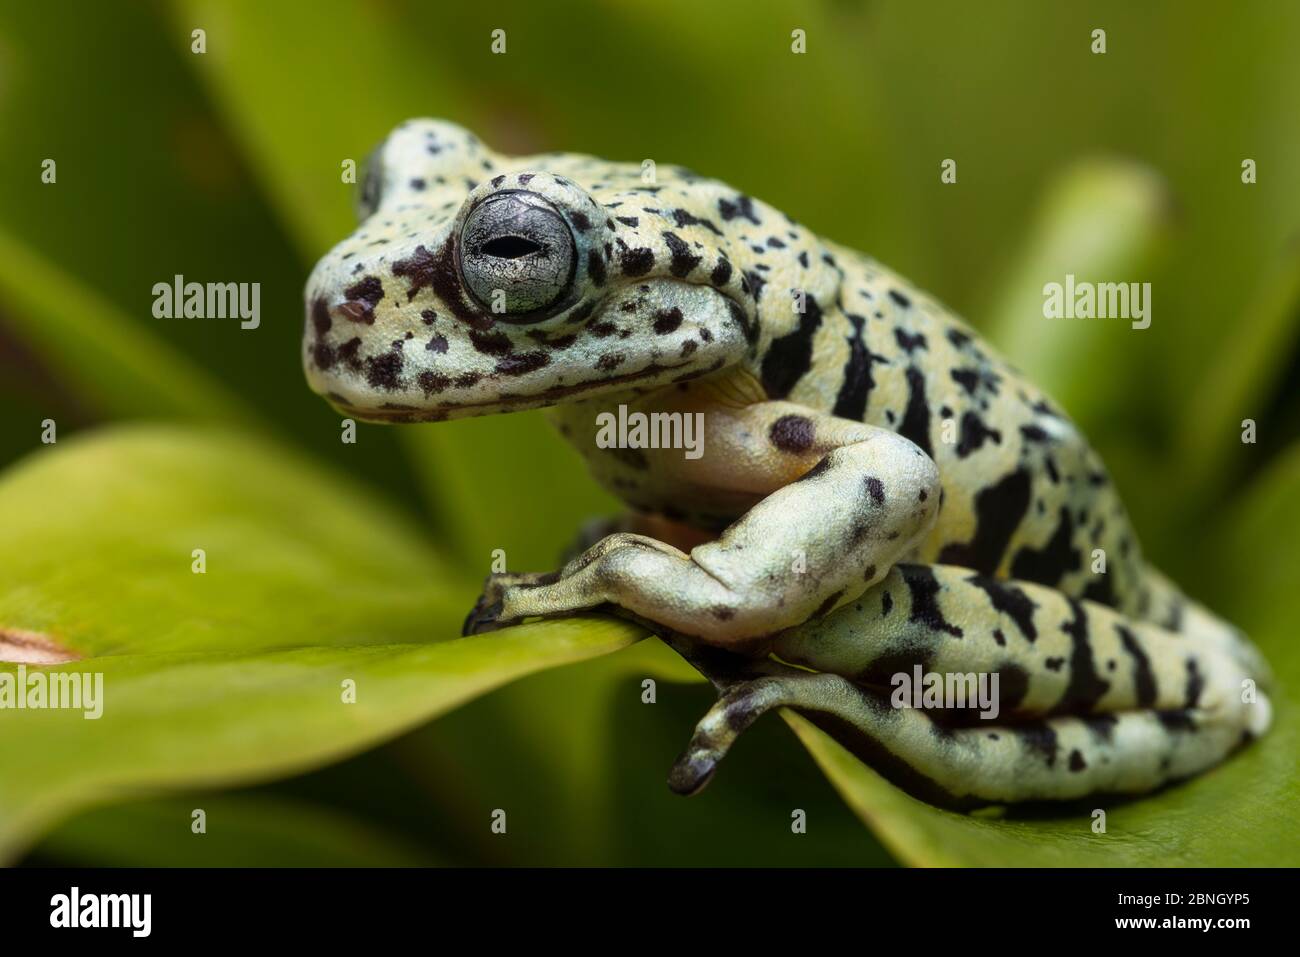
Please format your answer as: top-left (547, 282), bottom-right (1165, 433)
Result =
top-left (480, 235), bottom-right (542, 259)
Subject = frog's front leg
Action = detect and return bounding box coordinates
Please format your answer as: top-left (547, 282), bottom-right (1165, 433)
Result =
top-left (463, 401), bottom-right (941, 643)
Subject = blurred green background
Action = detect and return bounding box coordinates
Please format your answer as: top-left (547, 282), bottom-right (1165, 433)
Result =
top-left (0, 1), bottom-right (1297, 866)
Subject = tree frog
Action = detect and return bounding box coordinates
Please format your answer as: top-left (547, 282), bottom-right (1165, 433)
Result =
top-left (303, 119), bottom-right (1272, 808)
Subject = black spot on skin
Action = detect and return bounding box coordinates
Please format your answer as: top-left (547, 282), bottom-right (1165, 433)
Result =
top-left (570, 211), bottom-right (592, 231)
top-left (1163, 599), bottom-right (1185, 633)
top-left (338, 337), bottom-right (363, 370)
top-left (490, 174), bottom-right (506, 188)
top-left (956, 412), bottom-right (1002, 458)
top-left (900, 564), bottom-right (964, 638)
top-left (1045, 657), bottom-right (1065, 671)
top-left (881, 591), bottom-right (894, 616)
top-left (760, 296), bottom-right (823, 398)
top-left (1068, 749), bottom-right (1087, 772)
top-left (742, 269), bottom-right (766, 303)
top-left (862, 563), bottom-right (876, 581)
top-left (992, 627), bottom-right (1005, 646)
top-left (711, 606), bottom-right (735, 621)
top-left (937, 469), bottom-right (1032, 575)
top-left (590, 321), bottom-right (617, 338)
top-left (569, 301), bottom-right (595, 322)
top-left (1044, 456), bottom-right (1060, 483)
top-left (517, 173), bottom-right (535, 185)
top-left (310, 297), bottom-right (332, 335)
top-left (671, 208), bottom-right (723, 236)
top-left (1081, 574), bottom-right (1116, 607)
top-left (950, 367), bottom-right (981, 396)
top-left (813, 590), bottom-right (844, 618)
top-left (342, 275), bottom-right (385, 324)
top-left (997, 663), bottom-right (1031, 712)
top-left (469, 329), bottom-right (512, 356)
top-left (680, 339), bottom-right (698, 357)
top-left (495, 351), bottom-right (549, 376)
top-left (833, 313), bottom-right (886, 421)
top-left (865, 476), bottom-right (886, 505)
top-left (1017, 722), bottom-right (1059, 767)
top-left (894, 328), bottom-right (927, 353)
top-left (889, 289), bottom-right (911, 309)
top-left (662, 232), bottom-right (701, 277)
top-left (596, 353), bottom-right (624, 371)
top-left (967, 574), bottom-right (1039, 642)
top-left (611, 447), bottom-right (649, 470)
top-left (653, 307), bottom-right (684, 335)
top-left (420, 309), bottom-right (437, 325)
top-left (365, 351), bottom-right (404, 390)
top-left (418, 370), bottom-right (450, 395)
top-left (395, 240), bottom-right (486, 325)
top-left (710, 258), bottom-right (732, 286)
top-left (1050, 600), bottom-right (1110, 715)
top-left (717, 194), bottom-right (760, 225)
top-left (1157, 710), bottom-right (1197, 732)
top-left (897, 367), bottom-right (933, 457)
top-left (1185, 658), bottom-right (1204, 708)
top-left (426, 334), bottom-right (449, 353)
top-left (409, 177), bottom-right (426, 191)
top-left (947, 328), bottom-right (972, 349)
top-left (312, 343), bottom-right (335, 370)
top-left (587, 249), bottom-right (606, 285)
top-left (620, 246), bottom-right (655, 277)
top-left (615, 216), bottom-right (639, 227)
top-left (769, 414), bottom-right (816, 453)
top-left (1010, 506), bottom-right (1081, 586)
top-left (1020, 424), bottom-right (1050, 443)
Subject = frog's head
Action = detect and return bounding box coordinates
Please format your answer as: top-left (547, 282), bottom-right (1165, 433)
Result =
top-left (303, 119), bottom-right (755, 422)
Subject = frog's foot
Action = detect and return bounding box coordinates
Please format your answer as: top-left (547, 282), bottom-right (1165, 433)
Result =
top-left (669, 671), bottom-right (857, 795)
top-left (461, 571), bottom-right (559, 636)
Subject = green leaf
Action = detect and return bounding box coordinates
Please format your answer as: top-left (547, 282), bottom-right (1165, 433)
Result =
top-left (0, 426), bottom-right (643, 861)
top-left (0, 227), bottom-right (259, 426)
top-left (982, 159), bottom-right (1173, 427)
top-left (31, 793), bottom-right (437, 867)
top-left (1176, 243), bottom-right (1300, 493)
top-left (169, 0), bottom-right (465, 255)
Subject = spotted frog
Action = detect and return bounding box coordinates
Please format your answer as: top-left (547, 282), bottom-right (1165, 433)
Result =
top-left (303, 120), bottom-right (1271, 807)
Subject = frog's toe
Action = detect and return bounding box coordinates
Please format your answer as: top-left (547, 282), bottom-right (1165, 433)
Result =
top-left (668, 677), bottom-right (791, 795)
top-left (461, 595), bottom-right (506, 636)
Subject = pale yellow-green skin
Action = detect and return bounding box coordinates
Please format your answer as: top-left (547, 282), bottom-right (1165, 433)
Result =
top-left (303, 120), bottom-right (1271, 806)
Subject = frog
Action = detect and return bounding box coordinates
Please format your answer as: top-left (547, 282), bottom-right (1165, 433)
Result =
top-left (302, 119), bottom-right (1272, 808)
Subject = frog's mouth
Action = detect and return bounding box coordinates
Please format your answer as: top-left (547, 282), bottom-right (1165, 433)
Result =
top-left (307, 279), bottom-right (753, 423)
top-left (324, 355), bottom-right (721, 423)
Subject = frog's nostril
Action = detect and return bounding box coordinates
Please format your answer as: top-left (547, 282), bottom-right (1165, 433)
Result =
top-left (480, 235), bottom-right (543, 259)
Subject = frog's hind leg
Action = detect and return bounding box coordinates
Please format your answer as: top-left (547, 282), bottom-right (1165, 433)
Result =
top-left (667, 563), bottom-right (1271, 805)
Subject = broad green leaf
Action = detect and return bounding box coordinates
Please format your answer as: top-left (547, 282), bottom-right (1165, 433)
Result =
top-left (0, 227), bottom-right (259, 427)
top-left (0, 425), bottom-right (643, 860)
top-left (982, 159), bottom-right (1172, 427)
top-left (169, 0), bottom-right (464, 255)
top-left (1176, 245), bottom-right (1300, 494)
top-left (31, 793), bottom-right (436, 867)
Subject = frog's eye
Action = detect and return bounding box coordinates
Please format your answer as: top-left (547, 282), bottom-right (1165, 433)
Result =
top-left (355, 142), bottom-right (385, 221)
top-left (459, 191), bottom-right (576, 318)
